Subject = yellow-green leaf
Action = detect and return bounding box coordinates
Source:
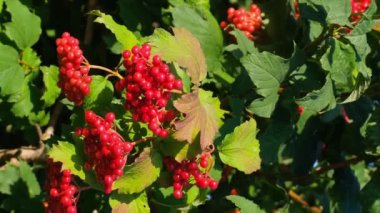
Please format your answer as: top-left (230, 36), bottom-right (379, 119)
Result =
top-left (218, 119), bottom-right (261, 174)
top-left (91, 10), bottom-right (138, 51)
top-left (113, 148), bottom-right (162, 194)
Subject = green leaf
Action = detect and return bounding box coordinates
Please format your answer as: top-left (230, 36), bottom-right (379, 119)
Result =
top-left (172, 63), bottom-right (191, 93)
top-left (226, 195), bottom-right (265, 213)
top-left (4, 0), bottom-right (41, 49)
top-left (113, 148), bottom-right (162, 194)
top-left (10, 73), bottom-right (37, 117)
top-left (173, 89), bottom-right (226, 150)
top-left (18, 161), bottom-right (41, 197)
top-left (48, 141), bottom-right (101, 189)
top-left (148, 28), bottom-right (207, 85)
top-left (0, 164), bottom-right (19, 195)
top-left (321, 38), bottom-right (357, 92)
top-left (218, 119), bottom-right (261, 174)
top-left (109, 191), bottom-right (150, 213)
top-left (83, 75), bottom-right (114, 109)
top-left (360, 171), bottom-right (380, 211)
top-left (0, 44), bottom-right (24, 96)
top-left (41, 66), bottom-right (61, 107)
top-left (228, 29), bottom-right (256, 55)
top-left (321, 0), bottom-right (351, 26)
top-left (159, 137), bottom-right (201, 162)
top-left (296, 76), bottom-right (336, 112)
top-left (241, 50), bottom-right (289, 118)
top-left (171, 5), bottom-right (223, 76)
top-left (91, 10), bottom-right (138, 51)
top-left (21, 48), bottom-right (41, 73)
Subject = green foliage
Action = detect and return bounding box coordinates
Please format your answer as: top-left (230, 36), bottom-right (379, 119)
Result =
top-left (226, 195), bottom-right (264, 213)
top-left (0, 0), bottom-right (380, 212)
top-left (218, 119), bottom-right (261, 174)
top-left (113, 148), bottom-right (162, 194)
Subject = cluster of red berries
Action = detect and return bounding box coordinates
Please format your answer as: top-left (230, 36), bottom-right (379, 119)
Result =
top-left (56, 32), bottom-right (92, 105)
top-left (45, 159), bottom-right (77, 213)
top-left (350, 0), bottom-right (371, 23)
top-left (220, 4), bottom-right (263, 40)
top-left (115, 44), bottom-right (183, 137)
top-left (75, 110), bottom-right (134, 194)
top-left (163, 154), bottom-right (218, 199)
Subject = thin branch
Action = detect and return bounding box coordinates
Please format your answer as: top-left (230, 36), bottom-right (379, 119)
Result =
top-left (89, 65), bottom-right (124, 79)
top-left (288, 190), bottom-right (322, 213)
top-left (42, 102), bottom-right (64, 141)
top-left (131, 137), bottom-right (156, 146)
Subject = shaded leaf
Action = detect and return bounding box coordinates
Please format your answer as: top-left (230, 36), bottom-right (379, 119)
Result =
top-left (83, 75), bottom-right (114, 109)
top-left (18, 161), bottom-right (41, 197)
top-left (173, 89), bottom-right (226, 150)
top-left (241, 50), bottom-right (289, 118)
top-left (41, 66), bottom-right (60, 107)
top-left (218, 119), bottom-right (261, 174)
top-left (296, 76), bottom-right (336, 112)
top-left (0, 44), bottom-right (24, 96)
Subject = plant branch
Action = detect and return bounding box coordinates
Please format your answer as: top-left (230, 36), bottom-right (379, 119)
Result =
top-left (89, 65), bottom-right (124, 79)
top-left (288, 190), bottom-right (322, 213)
top-left (131, 137), bottom-right (156, 146)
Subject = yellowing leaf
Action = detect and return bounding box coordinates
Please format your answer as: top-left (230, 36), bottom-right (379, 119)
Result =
top-left (148, 28), bottom-right (207, 86)
top-left (173, 89), bottom-right (225, 150)
top-left (218, 119), bottom-right (261, 174)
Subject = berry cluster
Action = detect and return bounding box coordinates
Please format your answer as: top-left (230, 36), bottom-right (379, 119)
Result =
top-left (56, 32), bottom-right (92, 105)
top-left (45, 159), bottom-right (77, 213)
top-left (220, 4), bottom-right (263, 40)
top-left (75, 110), bottom-right (134, 194)
top-left (116, 44), bottom-right (183, 137)
top-left (351, 0), bottom-right (371, 23)
top-left (163, 154), bottom-right (218, 199)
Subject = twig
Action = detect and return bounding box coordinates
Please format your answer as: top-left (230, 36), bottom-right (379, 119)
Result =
top-left (288, 190), bottom-right (322, 213)
top-left (84, 0), bottom-right (98, 45)
top-left (0, 102), bottom-right (64, 162)
top-left (42, 102), bottom-right (64, 141)
top-left (89, 65), bottom-right (124, 79)
top-left (131, 137), bottom-right (156, 146)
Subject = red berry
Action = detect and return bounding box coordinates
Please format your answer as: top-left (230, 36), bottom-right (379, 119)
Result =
top-left (173, 189), bottom-right (183, 199)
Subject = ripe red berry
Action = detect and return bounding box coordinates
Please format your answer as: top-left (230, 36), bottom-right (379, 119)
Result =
top-left (173, 189), bottom-right (183, 199)
top-left (220, 4), bottom-right (263, 40)
top-left (120, 44), bottom-right (183, 138)
top-left (56, 32), bottom-right (91, 105)
top-left (77, 110), bottom-right (134, 194)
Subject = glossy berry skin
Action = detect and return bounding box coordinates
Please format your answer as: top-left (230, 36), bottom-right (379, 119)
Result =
top-left (163, 154), bottom-right (218, 199)
top-left (45, 159), bottom-right (77, 213)
top-left (76, 110), bottom-right (134, 194)
top-left (117, 44), bottom-right (182, 137)
top-left (56, 32), bottom-right (91, 105)
top-left (350, 0), bottom-right (371, 23)
top-left (220, 4), bottom-right (263, 40)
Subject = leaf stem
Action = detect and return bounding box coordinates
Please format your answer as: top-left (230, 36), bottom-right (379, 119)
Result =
top-left (89, 65), bottom-right (124, 80)
top-left (131, 137), bottom-right (156, 146)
